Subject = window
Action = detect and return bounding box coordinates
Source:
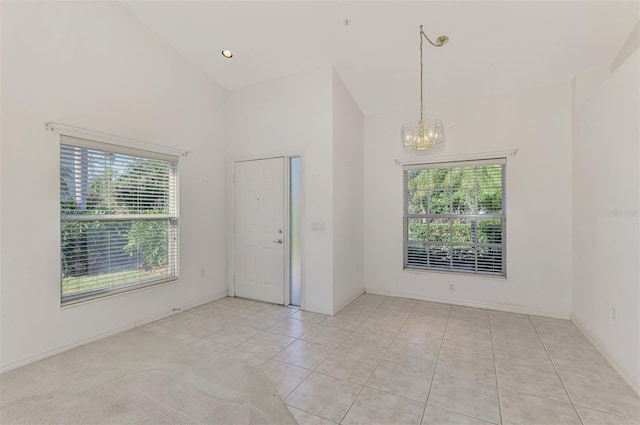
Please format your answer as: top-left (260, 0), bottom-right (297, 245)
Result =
top-left (403, 158), bottom-right (506, 276)
top-left (60, 135), bottom-right (178, 304)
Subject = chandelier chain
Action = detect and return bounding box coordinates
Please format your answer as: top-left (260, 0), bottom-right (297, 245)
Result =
top-left (401, 24), bottom-right (449, 152)
top-left (420, 26), bottom-right (424, 122)
top-left (418, 25), bottom-right (447, 122)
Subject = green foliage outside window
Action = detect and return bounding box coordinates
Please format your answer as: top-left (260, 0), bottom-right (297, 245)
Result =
top-left (60, 150), bottom-right (174, 299)
top-left (405, 163), bottom-right (505, 275)
top-left (124, 214), bottom-right (168, 270)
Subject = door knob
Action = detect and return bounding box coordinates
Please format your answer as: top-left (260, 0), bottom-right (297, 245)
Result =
top-left (273, 239), bottom-right (283, 244)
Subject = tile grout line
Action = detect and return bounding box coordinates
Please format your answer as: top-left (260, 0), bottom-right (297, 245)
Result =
top-left (286, 406), bottom-right (339, 424)
top-left (145, 299), bottom-right (348, 423)
top-left (419, 303), bottom-right (452, 425)
top-left (287, 303), bottom-right (454, 417)
top-left (168, 297), bottom-right (639, 424)
top-left (573, 406), bottom-right (640, 423)
top-left (530, 324), bottom-right (640, 421)
top-left (279, 299), bottom-right (380, 422)
top-left (262, 331), bottom-right (317, 408)
top-left (232, 297), bottom-right (427, 420)
top-left (335, 299), bottom-right (395, 424)
top-left (488, 312), bottom-right (504, 425)
top-left (144, 299), bottom-right (312, 418)
top-left (528, 315), bottom-right (585, 425)
top-left (268, 315), bottom-right (336, 402)
top-left (424, 309), bottom-right (501, 425)
top-left (337, 297), bottom-right (416, 424)
top-left (212, 306), bottom-right (310, 398)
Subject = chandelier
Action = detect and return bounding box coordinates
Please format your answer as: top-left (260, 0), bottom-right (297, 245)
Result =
top-left (402, 25), bottom-right (449, 152)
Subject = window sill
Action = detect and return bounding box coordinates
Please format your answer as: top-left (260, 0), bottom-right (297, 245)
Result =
top-left (402, 266), bottom-right (507, 280)
top-left (60, 277), bottom-right (179, 309)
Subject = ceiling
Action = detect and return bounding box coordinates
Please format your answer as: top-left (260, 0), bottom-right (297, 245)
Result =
top-left (121, 1), bottom-right (639, 116)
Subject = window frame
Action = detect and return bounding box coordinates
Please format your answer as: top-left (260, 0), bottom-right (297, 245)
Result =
top-left (59, 134), bottom-right (180, 306)
top-left (402, 158), bottom-right (507, 277)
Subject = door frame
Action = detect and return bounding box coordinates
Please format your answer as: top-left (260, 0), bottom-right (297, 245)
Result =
top-left (227, 153), bottom-right (304, 308)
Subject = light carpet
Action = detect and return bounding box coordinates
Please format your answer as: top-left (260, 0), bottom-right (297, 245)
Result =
top-left (0, 329), bottom-right (296, 424)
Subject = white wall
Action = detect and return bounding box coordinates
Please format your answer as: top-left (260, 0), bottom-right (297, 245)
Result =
top-left (0, 1), bottom-right (228, 372)
top-left (226, 68), bottom-right (335, 314)
top-left (572, 48), bottom-right (640, 393)
top-left (364, 83), bottom-right (573, 317)
top-left (332, 71), bottom-right (365, 312)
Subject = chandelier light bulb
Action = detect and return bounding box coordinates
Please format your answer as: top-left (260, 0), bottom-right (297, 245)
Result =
top-left (402, 119), bottom-right (443, 151)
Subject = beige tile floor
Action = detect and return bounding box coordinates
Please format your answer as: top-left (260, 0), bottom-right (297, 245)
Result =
top-left (140, 294), bottom-right (640, 425)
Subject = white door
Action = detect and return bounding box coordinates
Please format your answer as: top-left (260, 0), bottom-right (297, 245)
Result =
top-left (234, 158), bottom-right (285, 304)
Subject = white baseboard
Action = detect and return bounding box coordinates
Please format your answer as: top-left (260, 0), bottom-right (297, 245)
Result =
top-left (0, 323), bottom-right (137, 374)
top-left (333, 289), bottom-right (365, 315)
top-left (0, 290), bottom-right (228, 374)
top-left (134, 290), bottom-right (228, 327)
top-left (364, 288), bottom-right (571, 319)
top-left (571, 313), bottom-right (640, 396)
top-left (302, 302), bottom-right (335, 316)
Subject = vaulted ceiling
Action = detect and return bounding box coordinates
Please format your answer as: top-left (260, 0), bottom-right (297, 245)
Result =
top-left (121, 1), bottom-right (639, 115)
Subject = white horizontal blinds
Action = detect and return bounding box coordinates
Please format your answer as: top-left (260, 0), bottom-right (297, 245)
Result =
top-left (404, 159), bottom-right (506, 276)
top-left (60, 136), bottom-right (178, 304)
top-left (59, 135), bottom-right (178, 162)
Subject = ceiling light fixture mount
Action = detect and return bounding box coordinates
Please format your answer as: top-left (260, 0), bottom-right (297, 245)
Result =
top-left (401, 25), bottom-right (449, 152)
top-left (221, 49), bottom-right (233, 58)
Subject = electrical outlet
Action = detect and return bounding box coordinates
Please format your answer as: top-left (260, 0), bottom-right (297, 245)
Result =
top-left (448, 283), bottom-right (456, 292)
top-left (612, 307), bottom-right (617, 322)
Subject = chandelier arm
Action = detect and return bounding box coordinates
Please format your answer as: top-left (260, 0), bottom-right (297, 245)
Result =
top-left (420, 30), bottom-right (446, 47)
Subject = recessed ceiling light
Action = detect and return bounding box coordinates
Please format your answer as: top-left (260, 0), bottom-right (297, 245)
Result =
top-left (221, 49), bottom-right (233, 58)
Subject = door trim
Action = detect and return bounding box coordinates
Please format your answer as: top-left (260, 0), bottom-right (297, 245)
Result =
top-left (227, 153), bottom-right (304, 308)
